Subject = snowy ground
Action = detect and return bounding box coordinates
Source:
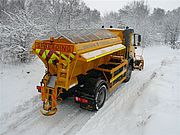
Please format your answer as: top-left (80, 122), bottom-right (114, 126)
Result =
top-left (0, 45), bottom-right (179, 135)
top-left (0, 59), bottom-right (45, 116)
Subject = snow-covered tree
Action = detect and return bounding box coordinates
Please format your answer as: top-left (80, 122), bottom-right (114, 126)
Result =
top-left (118, 1), bottom-right (151, 46)
top-left (163, 7), bottom-right (180, 46)
top-left (0, 10), bottom-right (48, 63)
top-left (149, 8), bottom-right (166, 43)
top-left (102, 12), bottom-right (120, 28)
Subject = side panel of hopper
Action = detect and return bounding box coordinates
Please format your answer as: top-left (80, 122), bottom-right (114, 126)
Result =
top-left (79, 44), bottom-right (126, 62)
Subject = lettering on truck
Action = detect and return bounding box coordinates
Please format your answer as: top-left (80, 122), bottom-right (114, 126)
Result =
top-left (35, 42), bottom-right (74, 53)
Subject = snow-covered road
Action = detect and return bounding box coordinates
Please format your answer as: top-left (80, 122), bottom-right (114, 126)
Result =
top-left (0, 46), bottom-right (179, 135)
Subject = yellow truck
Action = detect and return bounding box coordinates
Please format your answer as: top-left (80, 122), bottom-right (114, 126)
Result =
top-left (32, 27), bottom-right (143, 116)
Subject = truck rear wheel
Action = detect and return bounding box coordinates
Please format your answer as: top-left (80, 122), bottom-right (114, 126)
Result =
top-left (78, 79), bottom-right (107, 111)
top-left (94, 84), bottom-right (107, 111)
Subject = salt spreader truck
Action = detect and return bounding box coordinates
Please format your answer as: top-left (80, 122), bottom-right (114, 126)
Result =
top-left (32, 27), bottom-right (143, 116)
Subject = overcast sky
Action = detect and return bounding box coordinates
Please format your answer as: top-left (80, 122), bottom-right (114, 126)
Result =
top-left (83, 0), bottom-right (180, 15)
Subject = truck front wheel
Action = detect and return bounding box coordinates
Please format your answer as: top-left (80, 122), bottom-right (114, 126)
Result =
top-left (124, 64), bottom-right (132, 82)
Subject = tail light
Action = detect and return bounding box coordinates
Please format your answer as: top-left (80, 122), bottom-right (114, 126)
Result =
top-left (74, 97), bottom-right (88, 104)
top-left (37, 86), bottom-right (43, 92)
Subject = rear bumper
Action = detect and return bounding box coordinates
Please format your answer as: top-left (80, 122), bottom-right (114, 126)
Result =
top-left (74, 90), bottom-right (95, 108)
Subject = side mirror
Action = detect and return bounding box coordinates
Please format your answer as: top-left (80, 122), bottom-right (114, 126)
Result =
top-left (138, 35), bottom-right (141, 42)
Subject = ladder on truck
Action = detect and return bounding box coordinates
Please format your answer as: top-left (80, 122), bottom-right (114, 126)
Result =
top-left (56, 52), bottom-right (71, 90)
top-left (40, 53), bottom-right (71, 116)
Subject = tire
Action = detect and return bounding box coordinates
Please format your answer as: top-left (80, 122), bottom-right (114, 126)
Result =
top-left (94, 84), bottom-right (107, 111)
top-left (124, 64), bottom-right (132, 82)
top-left (78, 78), bottom-right (107, 111)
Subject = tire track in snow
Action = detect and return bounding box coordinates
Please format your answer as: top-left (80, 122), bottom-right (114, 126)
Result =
top-left (0, 96), bottom-right (95, 135)
top-left (0, 95), bottom-right (41, 135)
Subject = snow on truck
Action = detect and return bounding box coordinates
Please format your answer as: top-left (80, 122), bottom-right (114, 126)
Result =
top-left (32, 27), bottom-right (144, 116)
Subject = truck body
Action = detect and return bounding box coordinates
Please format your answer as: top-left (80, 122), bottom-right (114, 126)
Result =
top-left (32, 28), bottom-right (143, 116)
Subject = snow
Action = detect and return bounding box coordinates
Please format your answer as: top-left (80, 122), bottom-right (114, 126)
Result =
top-left (0, 59), bottom-right (45, 116)
top-left (0, 45), bottom-right (180, 135)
